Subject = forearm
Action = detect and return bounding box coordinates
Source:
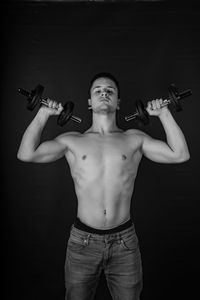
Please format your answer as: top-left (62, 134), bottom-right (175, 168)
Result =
top-left (159, 108), bottom-right (190, 160)
top-left (17, 108), bottom-right (50, 160)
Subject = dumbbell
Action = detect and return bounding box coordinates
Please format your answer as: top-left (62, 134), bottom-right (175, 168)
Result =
top-left (18, 84), bottom-right (82, 127)
top-left (124, 84), bottom-right (192, 125)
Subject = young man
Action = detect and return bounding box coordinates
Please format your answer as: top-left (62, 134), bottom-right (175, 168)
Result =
top-left (17, 72), bottom-right (190, 300)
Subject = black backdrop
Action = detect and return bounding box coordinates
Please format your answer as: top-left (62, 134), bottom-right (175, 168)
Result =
top-left (2, 1), bottom-right (200, 300)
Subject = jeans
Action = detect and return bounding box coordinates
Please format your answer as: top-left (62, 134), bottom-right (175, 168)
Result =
top-left (64, 221), bottom-right (143, 300)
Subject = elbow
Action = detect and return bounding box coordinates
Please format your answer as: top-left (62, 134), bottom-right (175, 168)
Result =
top-left (182, 151), bottom-right (190, 162)
top-left (17, 150), bottom-right (23, 161)
top-left (185, 149), bottom-right (190, 161)
top-left (181, 147), bottom-right (190, 162)
top-left (17, 152), bottom-right (27, 162)
top-left (174, 149), bottom-right (190, 163)
top-left (17, 150), bottom-right (33, 162)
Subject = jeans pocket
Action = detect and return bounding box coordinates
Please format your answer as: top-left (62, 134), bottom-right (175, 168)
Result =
top-left (120, 234), bottom-right (139, 251)
top-left (68, 234), bottom-right (88, 251)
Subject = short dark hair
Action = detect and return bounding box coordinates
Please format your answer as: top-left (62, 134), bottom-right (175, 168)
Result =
top-left (88, 72), bottom-right (120, 98)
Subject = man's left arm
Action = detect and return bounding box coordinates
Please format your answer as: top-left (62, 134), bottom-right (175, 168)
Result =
top-left (141, 99), bottom-right (190, 163)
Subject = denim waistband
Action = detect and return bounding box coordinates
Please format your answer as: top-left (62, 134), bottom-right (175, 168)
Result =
top-left (73, 217), bottom-right (133, 235)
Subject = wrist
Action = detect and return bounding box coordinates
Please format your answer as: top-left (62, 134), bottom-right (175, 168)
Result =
top-left (158, 107), bottom-right (171, 120)
top-left (36, 107), bottom-right (50, 123)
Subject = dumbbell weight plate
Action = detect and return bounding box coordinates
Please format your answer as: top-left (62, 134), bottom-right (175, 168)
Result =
top-left (135, 100), bottom-right (149, 125)
top-left (27, 84), bottom-right (44, 111)
top-left (168, 84), bottom-right (182, 112)
top-left (57, 101), bottom-right (74, 127)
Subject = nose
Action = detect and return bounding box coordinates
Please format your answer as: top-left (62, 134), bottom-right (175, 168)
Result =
top-left (101, 91), bottom-right (108, 97)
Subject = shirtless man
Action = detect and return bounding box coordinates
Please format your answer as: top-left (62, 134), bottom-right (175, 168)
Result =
top-left (17, 72), bottom-right (190, 300)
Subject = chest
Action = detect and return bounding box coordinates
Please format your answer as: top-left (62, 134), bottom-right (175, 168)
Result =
top-left (66, 134), bottom-right (141, 168)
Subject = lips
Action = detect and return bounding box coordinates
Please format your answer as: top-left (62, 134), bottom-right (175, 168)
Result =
top-left (100, 98), bottom-right (109, 102)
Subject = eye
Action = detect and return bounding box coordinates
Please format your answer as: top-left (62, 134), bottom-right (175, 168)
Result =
top-left (106, 89), bottom-right (114, 95)
top-left (93, 90), bottom-right (100, 94)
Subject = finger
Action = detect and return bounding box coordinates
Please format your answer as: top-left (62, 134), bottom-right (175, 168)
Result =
top-left (159, 98), bottom-right (165, 107)
top-left (46, 98), bottom-right (51, 105)
top-left (156, 99), bottom-right (161, 109)
top-left (58, 103), bottom-right (63, 110)
top-left (47, 99), bottom-right (54, 108)
top-left (52, 101), bottom-right (58, 109)
top-left (152, 100), bottom-right (157, 110)
top-left (57, 103), bottom-right (63, 113)
top-left (147, 101), bottom-right (152, 110)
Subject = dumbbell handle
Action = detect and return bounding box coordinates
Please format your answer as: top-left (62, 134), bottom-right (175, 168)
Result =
top-left (40, 99), bottom-right (82, 123)
top-left (18, 88), bottom-right (30, 97)
top-left (18, 88), bottom-right (81, 123)
top-left (125, 89), bottom-right (192, 122)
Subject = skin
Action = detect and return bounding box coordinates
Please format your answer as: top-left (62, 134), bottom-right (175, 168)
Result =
top-left (17, 77), bottom-right (190, 229)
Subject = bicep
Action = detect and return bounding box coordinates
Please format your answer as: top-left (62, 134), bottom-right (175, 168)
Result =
top-left (142, 134), bottom-right (176, 163)
top-left (33, 137), bottom-right (67, 163)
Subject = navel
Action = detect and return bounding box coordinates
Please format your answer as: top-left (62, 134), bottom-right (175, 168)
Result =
top-left (82, 155), bottom-right (87, 160)
top-left (122, 155), bottom-right (127, 160)
top-left (104, 210), bottom-right (106, 215)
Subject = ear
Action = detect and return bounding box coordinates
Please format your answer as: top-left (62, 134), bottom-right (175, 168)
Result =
top-left (117, 98), bottom-right (121, 110)
top-left (88, 98), bottom-right (92, 106)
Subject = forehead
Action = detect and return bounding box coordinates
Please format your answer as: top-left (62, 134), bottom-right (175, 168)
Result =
top-left (91, 77), bottom-right (117, 89)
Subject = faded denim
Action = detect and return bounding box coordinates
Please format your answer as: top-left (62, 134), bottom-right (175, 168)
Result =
top-left (65, 223), bottom-right (143, 300)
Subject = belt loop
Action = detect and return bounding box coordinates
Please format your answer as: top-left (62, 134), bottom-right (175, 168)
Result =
top-left (84, 234), bottom-right (91, 245)
top-left (118, 232), bottom-right (122, 243)
top-left (119, 233), bottom-right (124, 245)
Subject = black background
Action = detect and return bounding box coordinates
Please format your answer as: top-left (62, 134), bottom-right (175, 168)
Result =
top-left (2, 1), bottom-right (200, 299)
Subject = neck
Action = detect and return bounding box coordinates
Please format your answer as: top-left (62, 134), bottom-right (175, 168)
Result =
top-left (90, 112), bottom-right (120, 134)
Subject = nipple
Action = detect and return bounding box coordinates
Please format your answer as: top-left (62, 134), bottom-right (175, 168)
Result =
top-left (122, 155), bottom-right (127, 160)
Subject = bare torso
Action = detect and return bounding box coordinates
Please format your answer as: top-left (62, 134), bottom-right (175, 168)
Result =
top-left (64, 129), bottom-right (143, 229)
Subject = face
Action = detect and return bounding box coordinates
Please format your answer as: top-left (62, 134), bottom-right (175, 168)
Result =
top-left (88, 77), bottom-right (120, 114)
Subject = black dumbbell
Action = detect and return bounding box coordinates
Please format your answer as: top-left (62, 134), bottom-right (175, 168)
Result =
top-left (124, 84), bottom-right (192, 125)
top-left (18, 84), bottom-right (82, 127)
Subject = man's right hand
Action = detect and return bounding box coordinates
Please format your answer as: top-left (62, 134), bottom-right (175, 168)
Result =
top-left (40, 98), bottom-right (63, 116)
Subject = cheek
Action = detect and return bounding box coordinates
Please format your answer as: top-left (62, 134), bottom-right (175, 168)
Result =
top-left (89, 99), bottom-right (97, 107)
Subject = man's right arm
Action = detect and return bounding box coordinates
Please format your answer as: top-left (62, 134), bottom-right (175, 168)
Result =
top-left (17, 102), bottom-right (77, 163)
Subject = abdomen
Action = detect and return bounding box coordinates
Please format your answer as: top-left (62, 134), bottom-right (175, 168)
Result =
top-left (75, 168), bottom-right (136, 228)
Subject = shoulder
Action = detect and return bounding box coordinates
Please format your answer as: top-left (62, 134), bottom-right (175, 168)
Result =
top-left (125, 128), bottom-right (153, 145)
top-left (125, 128), bottom-right (146, 137)
top-left (55, 131), bottom-right (81, 144)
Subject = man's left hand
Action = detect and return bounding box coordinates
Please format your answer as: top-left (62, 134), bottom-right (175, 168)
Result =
top-left (146, 99), bottom-right (169, 117)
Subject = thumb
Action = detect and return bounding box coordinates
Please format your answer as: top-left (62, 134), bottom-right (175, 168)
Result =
top-left (56, 103), bottom-right (64, 115)
top-left (146, 101), bottom-right (152, 114)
